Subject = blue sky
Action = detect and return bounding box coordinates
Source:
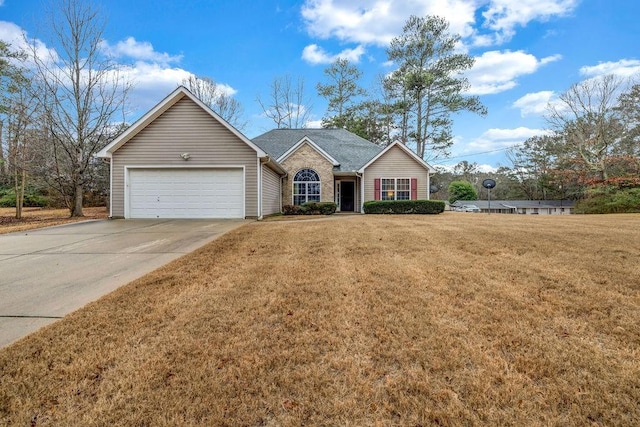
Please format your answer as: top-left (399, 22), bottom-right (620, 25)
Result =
top-left (1, 0), bottom-right (639, 171)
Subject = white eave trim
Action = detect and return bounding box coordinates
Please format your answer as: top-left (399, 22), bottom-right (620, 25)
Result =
top-left (357, 141), bottom-right (436, 173)
top-left (96, 86), bottom-right (267, 158)
top-left (276, 136), bottom-right (340, 166)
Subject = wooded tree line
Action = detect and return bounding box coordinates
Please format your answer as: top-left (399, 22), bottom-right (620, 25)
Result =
top-left (428, 76), bottom-right (640, 208)
top-left (504, 76), bottom-right (639, 210)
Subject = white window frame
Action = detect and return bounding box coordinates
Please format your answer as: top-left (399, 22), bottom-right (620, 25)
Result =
top-left (292, 168), bottom-right (321, 205)
top-left (380, 177), bottom-right (411, 201)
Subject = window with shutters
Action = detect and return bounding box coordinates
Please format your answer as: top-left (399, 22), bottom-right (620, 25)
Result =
top-left (380, 178), bottom-right (412, 200)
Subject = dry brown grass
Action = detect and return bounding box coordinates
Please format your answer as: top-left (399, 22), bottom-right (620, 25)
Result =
top-left (0, 207), bottom-right (108, 234)
top-left (1, 213), bottom-right (639, 425)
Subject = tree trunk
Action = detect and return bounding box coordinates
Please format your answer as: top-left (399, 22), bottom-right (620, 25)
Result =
top-left (0, 121), bottom-right (5, 177)
top-left (14, 167), bottom-right (26, 220)
top-left (72, 182), bottom-right (84, 217)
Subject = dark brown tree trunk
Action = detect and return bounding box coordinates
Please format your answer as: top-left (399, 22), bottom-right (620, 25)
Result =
top-left (72, 182), bottom-right (84, 217)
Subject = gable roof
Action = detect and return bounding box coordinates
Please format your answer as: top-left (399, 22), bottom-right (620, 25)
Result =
top-left (252, 128), bottom-right (383, 172)
top-left (278, 136), bottom-right (340, 166)
top-left (357, 141), bottom-right (436, 173)
top-left (96, 86), bottom-right (267, 158)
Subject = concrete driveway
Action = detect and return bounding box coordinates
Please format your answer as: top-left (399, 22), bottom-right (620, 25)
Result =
top-left (0, 219), bottom-right (249, 348)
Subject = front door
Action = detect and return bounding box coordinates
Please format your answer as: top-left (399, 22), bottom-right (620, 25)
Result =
top-left (340, 181), bottom-right (355, 212)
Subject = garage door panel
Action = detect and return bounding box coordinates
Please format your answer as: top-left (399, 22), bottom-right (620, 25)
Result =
top-left (128, 168), bottom-right (244, 219)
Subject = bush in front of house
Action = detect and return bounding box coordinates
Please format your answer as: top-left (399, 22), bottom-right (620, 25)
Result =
top-left (283, 202), bottom-right (337, 215)
top-left (363, 199), bottom-right (445, 214)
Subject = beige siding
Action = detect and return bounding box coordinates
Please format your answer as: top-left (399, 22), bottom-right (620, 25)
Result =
top-left (279, 143), bottom-right (334, 205)
top-left (363, 145), bottom-right (428, 202)
top-left (261, 165), bottom-right (281, 216)
top-left (111, 97), bottom-right (259, 217)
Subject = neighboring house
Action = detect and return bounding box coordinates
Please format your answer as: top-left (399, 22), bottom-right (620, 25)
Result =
top-left (97, 86), bottom-right (435, 219)
top-left (451, 200), bottom-right (575, 215)
top-left (252, 129), bottom-right (435, 213)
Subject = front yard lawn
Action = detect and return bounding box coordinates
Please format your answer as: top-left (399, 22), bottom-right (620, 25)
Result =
top-left (1, 213), bottom-right (639, 425)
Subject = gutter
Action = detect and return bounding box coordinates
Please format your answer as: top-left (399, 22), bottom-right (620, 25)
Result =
top-left (260, 156), bottom-right (287, 176)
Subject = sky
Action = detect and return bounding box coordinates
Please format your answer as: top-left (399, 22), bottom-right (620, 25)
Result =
top-left (1, 0), bottom-right (639, 171)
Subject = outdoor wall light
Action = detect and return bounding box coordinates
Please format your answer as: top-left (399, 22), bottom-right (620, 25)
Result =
top-left (180, 152), bottom-right (191, 160)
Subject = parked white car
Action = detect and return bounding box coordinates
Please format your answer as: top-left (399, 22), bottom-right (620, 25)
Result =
top-left (461, 204), bottom-right (480, 212)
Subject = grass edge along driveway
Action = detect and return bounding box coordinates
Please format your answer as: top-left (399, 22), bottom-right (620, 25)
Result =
top-left (1, 213), bottom-right (639, 425)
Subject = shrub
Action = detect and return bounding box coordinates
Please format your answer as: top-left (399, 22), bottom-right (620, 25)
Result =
top-left (363, 200), bottom-right (445, 214)
top-left (283, 202), bottom-right (337, 215)
top-left (282, 205), bottom-right (301, 215)
top-left (0, 188), bottom-right (50, 208)
top-left (575, 187), bottom-right (640, 214)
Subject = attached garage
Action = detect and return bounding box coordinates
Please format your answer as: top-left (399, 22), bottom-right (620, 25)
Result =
top-left (97, 86), bottom-right (285, 219)
top-left (127, 167), bottom-right (244, 219)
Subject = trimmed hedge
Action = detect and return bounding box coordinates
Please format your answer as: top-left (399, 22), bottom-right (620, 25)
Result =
top-left (363, 199), bottom-right (445, 214)
top-left (283, 202), bottom-right (337, 215)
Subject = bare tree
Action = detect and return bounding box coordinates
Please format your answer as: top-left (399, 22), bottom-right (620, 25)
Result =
top-left (28, 0), bottom-right (130, 216)
top-left (547, 74), bottom-right (624, 181)
top-left (257, 75), bottom-right (312, 128)
top-left (182, 75), bottom-right (246, 130)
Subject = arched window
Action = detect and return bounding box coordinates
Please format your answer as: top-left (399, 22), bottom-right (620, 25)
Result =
top-left (293, 168), bottom-right (321, 205)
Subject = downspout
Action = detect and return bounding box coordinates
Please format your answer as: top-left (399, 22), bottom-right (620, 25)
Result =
top-left (257, 157), bottom-right (262, 220)
top-left (358, 171), bottom-right (365, 213)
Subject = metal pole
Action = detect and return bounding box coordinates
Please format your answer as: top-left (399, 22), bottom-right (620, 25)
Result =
top-left (488, 187), bottom-right (491, 214)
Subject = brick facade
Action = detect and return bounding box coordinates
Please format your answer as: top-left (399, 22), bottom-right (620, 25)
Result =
top-left (280, 143), bottom-right (334, 206)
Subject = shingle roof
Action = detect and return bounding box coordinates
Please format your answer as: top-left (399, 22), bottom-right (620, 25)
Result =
top-left (252, 128), bottom-right (384, 172)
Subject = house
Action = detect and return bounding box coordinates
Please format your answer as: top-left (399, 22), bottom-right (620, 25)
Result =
top-left (252, 128), bottom-right (435, 213)
top-left (451, 200), bottom-right (575, 215)
top-left (97, 86), bottom-right (435, 219)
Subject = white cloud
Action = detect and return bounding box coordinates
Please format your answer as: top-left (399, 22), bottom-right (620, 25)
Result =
top-left (482, 0), bottom-right (579, 43)
top-left (100, 37), bottom-right (182, 65)
top-left (476, 163), bottom-right (498, 173)
top-left (466, 50), bottom-right (561, 95)
top-left (301, 0), bottom-right (476, 47)
top-left (305, 119), bottom-right (323, 128)
top-left (466, 127), bottom-right (552, 151)
top-left (579, 59), bottom-right (640, 78)
top-left (301, 43), bottom-right (366, 65)
top-left (512, 90), bottom-right (556, 116)
top-left (0, 21), bottom-right (239, 123)
top-left (301, 0), bottom-right (578, 50)
top-left (0, 20), bottom-right (58, 65)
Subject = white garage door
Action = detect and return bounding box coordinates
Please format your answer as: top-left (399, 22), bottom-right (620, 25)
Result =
top-left (128, 168), bottom-right (244, 218)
